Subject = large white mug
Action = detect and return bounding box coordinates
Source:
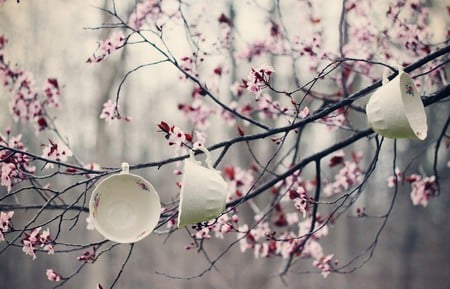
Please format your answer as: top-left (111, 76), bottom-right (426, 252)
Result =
top-left (89, 163), bottom-right (161, 243)
top-left (177, 147), bottom-right (228, 228)
top-left (366, 67), bottom-right (428, 140)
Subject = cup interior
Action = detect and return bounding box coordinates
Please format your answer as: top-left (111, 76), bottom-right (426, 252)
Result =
top-left (399, 73), bottom-right (427, 140)
top-left (90, 173), bottom-right (161, 243)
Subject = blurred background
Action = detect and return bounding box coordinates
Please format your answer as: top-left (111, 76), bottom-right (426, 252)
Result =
top-left (0, 0), bottom-right (449, 288)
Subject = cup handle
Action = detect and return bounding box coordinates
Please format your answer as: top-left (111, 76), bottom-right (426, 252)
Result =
top-left (191, 146), bottom-right (214, 170)
top-left (382, 64), bottom-right (404, 85)
top-left (121, 162), bottom-right (130, 174)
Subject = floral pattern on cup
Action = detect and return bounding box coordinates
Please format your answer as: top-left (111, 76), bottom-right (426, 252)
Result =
top-left (92, 193), bottom-right (101, 218)
top-left (405, 83), bottom-right (415, 96)
top-left (136, 179), bottom-right (149, 191)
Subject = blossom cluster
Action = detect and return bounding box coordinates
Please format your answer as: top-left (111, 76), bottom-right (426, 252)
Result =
top-left (87, 32), bottom-right (125, 63)
top-left (183, 212), bottom-right (239, 250)
top-left (387, 169), bottom-right (438, 207)
top-left (237, 215), bottom-right (335, 277)
top-left (157, 121), bottom-right (205, 156)
top-left (46, 269), bottom-right (62, 282)
top-left (99, 99), bottom-right (132, 125)
top-left (21, 227), bottom-right (54, 260)
top-left (0, 35), bottom-right (62, 132)
top-left (0, 129), bottom-right (36, 191)
top-left (406, 174), bottom-right (437, 207)
top-left (41, 139), bottom-right (73, 169)
top-left (77, 246), bottom-right (97, 263)
top-left (0, 211), bottom-right (14, 241)
top-left (242, 65), bottom-right (274, 99)
top-left (323, 150), bottom-right (364, 196)
top-left (128, 0), bottom-right (161, 31)
top-left (177, 86), bottom-right (215, 130)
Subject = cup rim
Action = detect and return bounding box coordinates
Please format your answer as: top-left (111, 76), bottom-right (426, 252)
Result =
top-left (89, 169), bottom-right (161, 243)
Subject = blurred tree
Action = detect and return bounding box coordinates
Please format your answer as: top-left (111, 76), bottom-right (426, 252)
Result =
top-left (0, 0), bottom-right (448, 288)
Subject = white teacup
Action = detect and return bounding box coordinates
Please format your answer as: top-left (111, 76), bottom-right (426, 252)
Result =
top-left (366, 67), bottom-right (428, 140)
top-left (89, 163), bottom-right (161, 243)
top-left (177, 147), bottom-right (228, 228)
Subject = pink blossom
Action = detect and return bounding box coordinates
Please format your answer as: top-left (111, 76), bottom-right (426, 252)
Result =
top-left (128, 0), bottom-right (161, 30)
top-left (223, 165), bottom-right (255, 199)
top-left (77, 246), bottom-right (97, 263)
top-left (1, 163), bottom-right (15, 192)
top-left (0, 211), bottom-right (14, 241)
top-left (299, 217), bottom-right (328, 240)
top-left (21, 227), bottom-right (55, 260)
top-left (22, 240), bottom-right (37, 260)
top-left (293, 190), bottom-right (311, 218)
top-left (46, 269), bottom-right (61, 282)
top-left (211, 213), bottom-right (238, 239)
top-left (0, 130), bottom-right (36, 191)
top-left (323, 151), bottom-right (363, 196)
top-left (99, 99), bottom-right (118, 124)
top-left (285, 212), bottom-right (299, 225)
top-left (230, 81), bottom-right (244, 97)
top-left (257, 94), bottom-right (283, 119)
top-left (387, 167), bottom-right (402, 188)
top-left (87, 32), bottom-right (125, 63)
top-left (244, 65), bottom-right (274, 99)
top-left (320, 108), bottom-right (347, 130)
top-left (1, 38), bottom-right (62, 132)
top-left (237, 224), bottom-right (251, 252)
top-left (43, 78), bottom-right (60, 109)
top-left (312, 254), bottom-right (335, 278)
top-left (41, 139), bottom-right (73, 168)
top-left (406, 174), bottom-right (437, 207)
top-left (178, 98), bottom-right (215, 130)
top-left (191, 226), bottom-right (211, 240)
top-left (304, 240), bottom-right (324, 260)
top-left (178, 56), bottom-right (197, 79)
top-left (276, 233), bottom-right (298, 258)
top-left (83, 163), bottom-right (101, 178)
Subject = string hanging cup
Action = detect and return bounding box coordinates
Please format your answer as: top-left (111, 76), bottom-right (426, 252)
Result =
top-left (89, 163), bottom-right (161, 243)
top-left (366, 66), bottom-right (428, 140)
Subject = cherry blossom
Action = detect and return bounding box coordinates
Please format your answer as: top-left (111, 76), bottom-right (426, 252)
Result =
top-left (406, 174), bottom-right (437, 207)
top-left (178, 98), bottom-right (215, 130)
top-left (87, 32), bottom-right (125, 63)
top-left (21, 227), bottom-right (55, 260)
top-left (323, 151), bottom-right (363, 196)
top-left (223, 165), bottom-right (255, 199)
top-left (0, 129), bottom-right (36, 191)
top-left (157, 121), bottom-right (205, 157)
top-left (0, 36), bottom-right (61, 132)
top-left (387, 167), bottom-right (402, 188)
top-left (46, 269), bottom-right (62, 282)
top-left (41, 139), bottom-right (73, 168)
top-left (77, 246), bottom-right (97, 263)
top-left (320, 108), bottom-right (348, 130)
top-left (0, 211), bottom-right (14, 241)
top-left (99, 100), bottom-right (132, 124)
top-left (312, 254), bottom-right (335, 278)
top-left (128, 0), bottom-right (161, 30)
top-left (99, 100), bottom-right (117, 124)
top-left (243, 65), bottom-right (275, 99)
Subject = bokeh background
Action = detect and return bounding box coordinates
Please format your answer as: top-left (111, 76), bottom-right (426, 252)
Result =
top-left (0, 1), bottom-right (449, 288)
